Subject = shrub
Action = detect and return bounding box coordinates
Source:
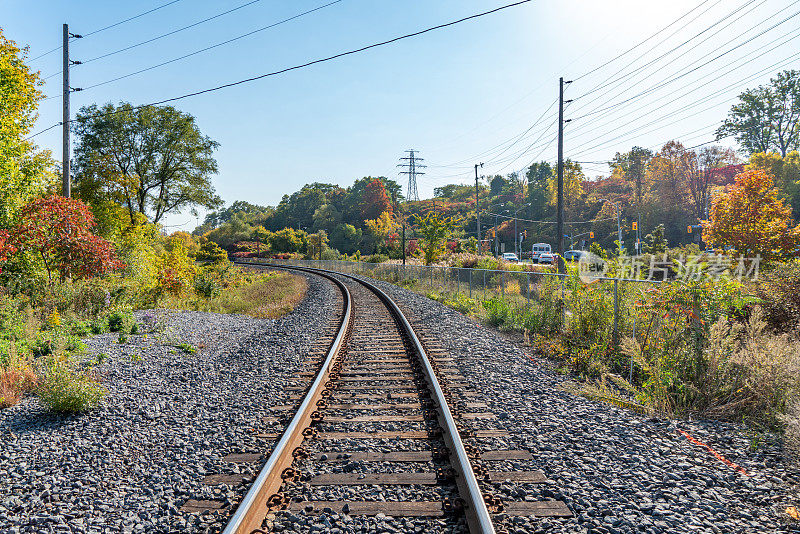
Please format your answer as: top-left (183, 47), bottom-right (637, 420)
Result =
top-left (0, 362), bottom-right (37, 408)
top-left (107, 311), bottom-right (129, 332)
top-left (36, 359), bottom-right (107, 413)
top-left (364, 253), bottom-right (389, 264)
top-left (754, 259), bottom-right (800, 331)
top-left (196, 239), bottom-right (228, 264)
top-left (482, 297), bottom-right (511, 327)
top-left (194, 270), bottom-right (222, 299)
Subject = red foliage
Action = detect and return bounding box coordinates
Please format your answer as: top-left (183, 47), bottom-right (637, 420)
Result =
top-left (446, 240), bottom-right (458, 252)
top-left (405, 239), bottom-right (419, 256)
top-left (360, 179), bottom-right (393, 221)
top-left (387, 232), bottom-right (400, 249)
top-left (9, 195), bottom-right (123, 282)
top-left (0, 231), bottom-right (16, 273)
top-left (706, 164), bottom-right (744, 187)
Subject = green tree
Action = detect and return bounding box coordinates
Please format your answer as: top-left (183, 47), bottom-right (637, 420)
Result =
top-left (412, 211), bottom-right (462, 265)
top-left (73, 102), bottom-right (222, 225)
top-left (610, 146), bottom-right (653, 203)
top-left (717, 70), bottom-right (800, 157)
top-left (0, 30), bottom-right (54, 227)
top-left (526, 162), bottom-right (552, 219)
top-left (642, 224), bottom-right (668, 254)
top-left (269, 227), bottom-right (307, 253)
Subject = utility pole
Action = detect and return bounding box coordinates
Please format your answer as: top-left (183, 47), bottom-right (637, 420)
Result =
top-left (474, 162), bottom-right (483, 254)
top-left (398, 149), bottom-right (425, 202)
top-left (557, 77), bottom-right (571, 272)
top-left (61, 24), bottom-right (82, 198)
top-left (62, 24), bottom-right (71, 197)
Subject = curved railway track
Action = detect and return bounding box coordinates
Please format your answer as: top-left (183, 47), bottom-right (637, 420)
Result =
top-left (217, 263), bottom-right (571, 533)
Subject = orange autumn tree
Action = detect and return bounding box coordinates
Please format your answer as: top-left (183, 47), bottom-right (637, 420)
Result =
top-left (702, 169), bottom-right (800, 261)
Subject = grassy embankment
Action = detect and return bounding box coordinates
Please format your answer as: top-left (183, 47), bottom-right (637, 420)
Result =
top-left (0, 267), bottom-right (306, 413)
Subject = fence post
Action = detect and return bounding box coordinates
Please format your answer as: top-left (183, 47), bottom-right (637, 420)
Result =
top-left (613, 278), bottom-right (620, 348)
top-left (457, 268), bottom-right (460, 294)
top-left (526, 272), bottom-right (530, 305)
top-left (469, 269), bottom-right (472, 298)
top-left (483, 270), bottom-right (486, 301)
top-left (501, 270), bottom-right (505, 298)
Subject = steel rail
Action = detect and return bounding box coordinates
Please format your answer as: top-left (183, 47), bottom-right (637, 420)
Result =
top-left (222, 268), bottom-right (352, 534)
top-left (238, 261), bottom-right (497, 534)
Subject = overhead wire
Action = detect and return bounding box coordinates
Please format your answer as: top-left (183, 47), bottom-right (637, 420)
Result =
top-left (27, 0), bottom-right (537, 139)
top-left (42, 0), bottom-right (268, 80)
top-left (28, 0), bottom-right (186, 62)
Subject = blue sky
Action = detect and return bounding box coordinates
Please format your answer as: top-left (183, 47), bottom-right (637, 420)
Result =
top-left (4, 0), bottom-right (799, 228)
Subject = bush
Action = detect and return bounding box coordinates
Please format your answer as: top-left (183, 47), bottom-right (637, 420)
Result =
top-left (364, 253), bottom-right (389, 264)
top-left (36, 359), bottom-right (107, 413)
top-left (0, 362), bottom-right (37, 408)
top-left (754, 259), bottom-right (800, 331)
top-left (107, 311), bottom-right (133, 332)
top-left (482, 297), bottom-right (511, 327)
top-left (194, 270), bottom-right (222, 299)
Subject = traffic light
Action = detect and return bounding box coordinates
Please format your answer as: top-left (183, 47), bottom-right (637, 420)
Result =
top-left (687, 225), bottom-right (692, 233)
top-left (589, 231), bottom-right (594, 239)
top-left (524, 230), bottom-right (528, 239)
top-left (632, 222), bottom-right (638, 231)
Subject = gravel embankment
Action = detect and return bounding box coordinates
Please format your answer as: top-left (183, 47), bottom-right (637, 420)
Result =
top-left (365, 276), bottom-right (800, 534)
top-left (0, 272), bottom-right (337, 534)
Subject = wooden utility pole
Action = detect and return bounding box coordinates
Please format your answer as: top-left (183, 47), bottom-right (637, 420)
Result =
top-left (556, 77), bottom-right (571, 272)
top-left (62, 24), bottom-right (71, 197)
top-left (475, 163), bottom-right (482, 254)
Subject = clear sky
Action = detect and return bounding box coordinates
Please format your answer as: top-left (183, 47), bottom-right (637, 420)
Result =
top-left (4, 0), bottom-right (799, 228)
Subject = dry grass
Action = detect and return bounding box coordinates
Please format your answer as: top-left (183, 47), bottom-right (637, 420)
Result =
top-left (0, 362), bottom-right (37, 408)
top-left (209, 271), bottom-right (308, 319)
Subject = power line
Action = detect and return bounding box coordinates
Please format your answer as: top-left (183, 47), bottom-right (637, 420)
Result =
top-left (73, 0), bottom-right (345, 93)
top-left (566, 29), bottom-right (800, 146)
top-left (570, 2), bottom-right (800, 123)
top-left (572, 0), bottom-right (719, 83)
top-left (28, 0), bottom-right (186, 62)
top-left (568, 47), bottom-right (800, 158)
top-left (29, 0), bottom-right (536, 138)
top-left (45, 0), bottom-right (267, 80)
top-left (83, 0), bottom-right (186, 37)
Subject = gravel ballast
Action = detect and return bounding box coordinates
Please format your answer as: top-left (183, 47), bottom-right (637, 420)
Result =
top-left (364, 276), bottom-right (800, 534)
top-left (0, 272), bottom-right (337, 534)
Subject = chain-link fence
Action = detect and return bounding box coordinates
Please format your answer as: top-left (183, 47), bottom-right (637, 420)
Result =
top-left (240, 258), bottom-right (662, 347)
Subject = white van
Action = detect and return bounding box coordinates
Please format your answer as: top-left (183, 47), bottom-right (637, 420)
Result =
top-left (531, 243), bottom-right (551, 263)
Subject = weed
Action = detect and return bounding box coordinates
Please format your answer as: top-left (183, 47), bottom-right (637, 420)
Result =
top-left (0, 362), bottom-right (37, 408)
top-left (93, 353), bottom-right (108, 366)
top-left (129, 322), bottom-right (139, 335)
top-left (118, 333), bottom-right (129, 344)
top-left (36, 359), bottom-right (106, 413)
top-left (176, 343), bottom-right (197, 355)
top-left (482, 298), bottom-right (511, 327)
top-left (107, 311), bottom-right (126, 332)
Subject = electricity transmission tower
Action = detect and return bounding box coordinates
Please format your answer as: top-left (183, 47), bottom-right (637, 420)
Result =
top-left (398, 149), bottom-right (425, 202)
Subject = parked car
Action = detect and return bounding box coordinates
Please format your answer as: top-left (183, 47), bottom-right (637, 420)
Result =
top-left (531, 243), bottom-right (551, 263)
top-left (564, 250), bottom-right (587, 262)
top-left (538, 252), bottom-right (555, 264)
top-left (501, 252), bottom-right (520, 263)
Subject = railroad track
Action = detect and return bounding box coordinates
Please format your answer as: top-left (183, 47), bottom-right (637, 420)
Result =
top-left (205, 263), bottom-right (572, 533)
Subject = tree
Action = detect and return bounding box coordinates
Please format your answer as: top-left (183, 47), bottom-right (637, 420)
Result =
top-left (702, 169), bottom-right (800, 261)
top-left (0, 30), bottom-right (54, 227)
top-left (610, 146), bottom-right (652, 203)
top-left (269, 227), bottom-right (306, 253)
top-left (642, 224), bottom-right (668, 254)
top-left (73, 102), bottom-right (222, 225)
top-left (412, 211), bottom-right (461, 265)
top-left (547, 160), bottom-right (584, 209)
top-left (360, 179), bottom-right (392, 221)
top-left (307, 230), bottom-right (329, 259)
top-left (8, 195), bottom-right (123, 284)
top-left (745, 151), bottom-right (800, 218)
top-left (717, 70), bottom-right (800, 157)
